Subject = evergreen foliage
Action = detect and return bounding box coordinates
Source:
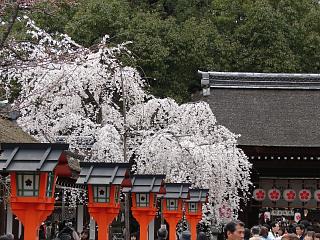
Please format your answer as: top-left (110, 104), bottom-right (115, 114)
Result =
top-left (2, 0), bottom-right (320, 101)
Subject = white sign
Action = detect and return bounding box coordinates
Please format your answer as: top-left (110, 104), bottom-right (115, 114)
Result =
top-left (270, 209), bottom-right (294, 216)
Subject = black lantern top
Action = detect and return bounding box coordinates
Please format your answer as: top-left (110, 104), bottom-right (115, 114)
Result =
top-left (0, 143), bottom-right (69, 172)
top-left (163, 183), bottom-right (191, 199)
top-left (76, 162), bottom-right (130, 185)
top-left (187, 189), bottom-right (209, 203)
top-left (123, 174), bottom-right (165, 193)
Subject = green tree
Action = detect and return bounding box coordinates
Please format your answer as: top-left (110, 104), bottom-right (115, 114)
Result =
top-left (299, 5), bottom-right (320, 72)
top-left (7, 0), bottom-right (320, 102)
top-left (64, 0), bottom-right (130, 46)
top-left (30, 0), bottom-right (78, 33)
top-left (233, 0), bottom-right (299, 72)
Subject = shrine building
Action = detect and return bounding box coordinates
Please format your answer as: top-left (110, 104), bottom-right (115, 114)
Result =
top-left (198, 71), bottom-right (320, 226)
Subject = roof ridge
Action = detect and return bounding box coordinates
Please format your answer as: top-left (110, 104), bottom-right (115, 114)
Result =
top-left (199, 71), bottom-right (320, 78)
top-left (199, 71), bottom-right (320, 92)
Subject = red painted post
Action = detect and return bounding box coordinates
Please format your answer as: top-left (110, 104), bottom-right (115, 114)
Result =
top-left (10, 173), bottom-right (56, 240)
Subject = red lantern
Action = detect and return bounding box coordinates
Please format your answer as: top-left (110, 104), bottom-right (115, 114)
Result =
top-left (253, 189), bottom-right (266, 201)
top-left (314, 190), bottom-right (320, 202)
top-left (130, 175), bottom-right (166, 240)
top-left (283, 189), bottom-right (296, 202)
top-left (186, 189), bottom-right (209, 240)
top-left (162, 183), bottom-right (190, 240)
top-left (77, 162), bottom-right (131, 240)
top-left (0, 143), bottom-right (69, 240)
top-left (299, 189), bottom-right (311, 202)
top-left (268, 189), bottom-right (281, 201)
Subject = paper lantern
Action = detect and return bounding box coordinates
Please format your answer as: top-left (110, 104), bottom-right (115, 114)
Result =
top-left (253, 189), bottom-right (266, 201)
top-left (299, 189), bottom-right (311, 202)
top-left (283, 189), bottom-right (296, 202)
top-left (294, 212), bottom-right (301, 223)
top-left (264, 212), bottom-right (270, 221)
top-left (314, 190), bottom-right (320, 202)
top-left (268, 189), bottom-right (281, 201)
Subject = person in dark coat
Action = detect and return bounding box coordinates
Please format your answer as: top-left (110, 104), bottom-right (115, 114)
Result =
top-left (244, 228), bottom-right (251, 240)
top-left (197, 231), bottom-right (207, 240)
top-left (39, 225), bottom-right (46, 240)
top-left (157, 225), bottom-right (168, 240)
top-left (181, 230), bottom-right (191, 240)
top-left (296, 224), bottom-right (305, 240)
top-left (58, 221), bottom-right (80, 240)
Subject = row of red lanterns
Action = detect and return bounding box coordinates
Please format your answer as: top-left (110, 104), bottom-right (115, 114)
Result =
top-left (0, 143), bottom-right (209, 240)
top-left (253, 188), bottom-right (320, 202)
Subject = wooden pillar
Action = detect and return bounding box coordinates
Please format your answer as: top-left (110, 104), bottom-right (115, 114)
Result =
top-left (6, 205), bottom-right (12, 234)
top-left (132, 211), bottom-right (155, 240)
top-left (163, 199), bottom-right (184, 240)
top-left (167, 219), bottom-right (179, 240)
top-left (189, 218), bottom-right (198, 240)
top-left (23, 219), bottom-right (39, 240)
top-left (148, 219), bottom-right (155, 240)
top-left (0, 175), bottom-right (6, 235)
top-left (97, 217), bottom-right (108, 240)
top-left (89, 217), bottom-right (96, 240)
top-left (139, 220), bottom-right (149, 240)
top-left (77, 205), bottom-right (84, 233)
top-left (87, 186), bottom-right (121, 240)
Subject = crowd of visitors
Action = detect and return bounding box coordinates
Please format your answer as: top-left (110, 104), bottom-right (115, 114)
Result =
top-left (2, 217), bottom-right (320, 240)
top-left (37, 220), bottom-right (89, 240)
top-left (225, 219), bottom-right (320, 240)
top-left (0, 220), bottom-right (89, 240)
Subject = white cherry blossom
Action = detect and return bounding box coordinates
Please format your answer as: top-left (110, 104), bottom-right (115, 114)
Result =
top-left (0, 18), bottom-right (251, 225)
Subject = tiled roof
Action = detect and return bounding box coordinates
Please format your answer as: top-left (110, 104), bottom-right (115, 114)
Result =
top-left (199, 71), bottom-right (320, 90)
top-left (163, 183), bottom-right (190, 199)
top-left (187, 189), bottom-right (208, 203)
top-left (0, 117), bottom-right (37, 143)
top-left (76, 162), bottom-right (130, 185)
top-left (130, 175), bottom-right (166, 193)
top-left (198, 71), bottom-right (320, 146)
top-left (0, 143), bottom-right (69, 172)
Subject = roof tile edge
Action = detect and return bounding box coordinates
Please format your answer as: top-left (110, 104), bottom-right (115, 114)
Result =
top-left (198, 71), bottom-right (320, 94)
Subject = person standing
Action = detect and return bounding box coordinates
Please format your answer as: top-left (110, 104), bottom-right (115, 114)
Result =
top-left (80, 230), bottom-right (89, 240)
top-left (157, 224), bottom-right (168, 240)
top-left (130, 233), bottom-right (137, 240)
top-left (296, 224), bottom-right (305, 240)
top-left (304, 231), bottom-right (315, 240)
top-left (268, 222), bottom-right (280, 240)
top-left (57, 221), bottom-right (80, 240)
top-left (39, 225), bottom-right (46, 240)
top-left (181, 230), bottom-right (191, 240)
top-left (224, 221), bottom-right (245, 240)
top-left (250, 226), bottom-right (261, 240)
top-left (197, 232), bottom-right (208, 240)
top-left (282, 234), bottom-right (299, 240)
top-left (260, 226), bottom-right (269, 240)
top-left (46, 221), bottom-right (52, 240)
